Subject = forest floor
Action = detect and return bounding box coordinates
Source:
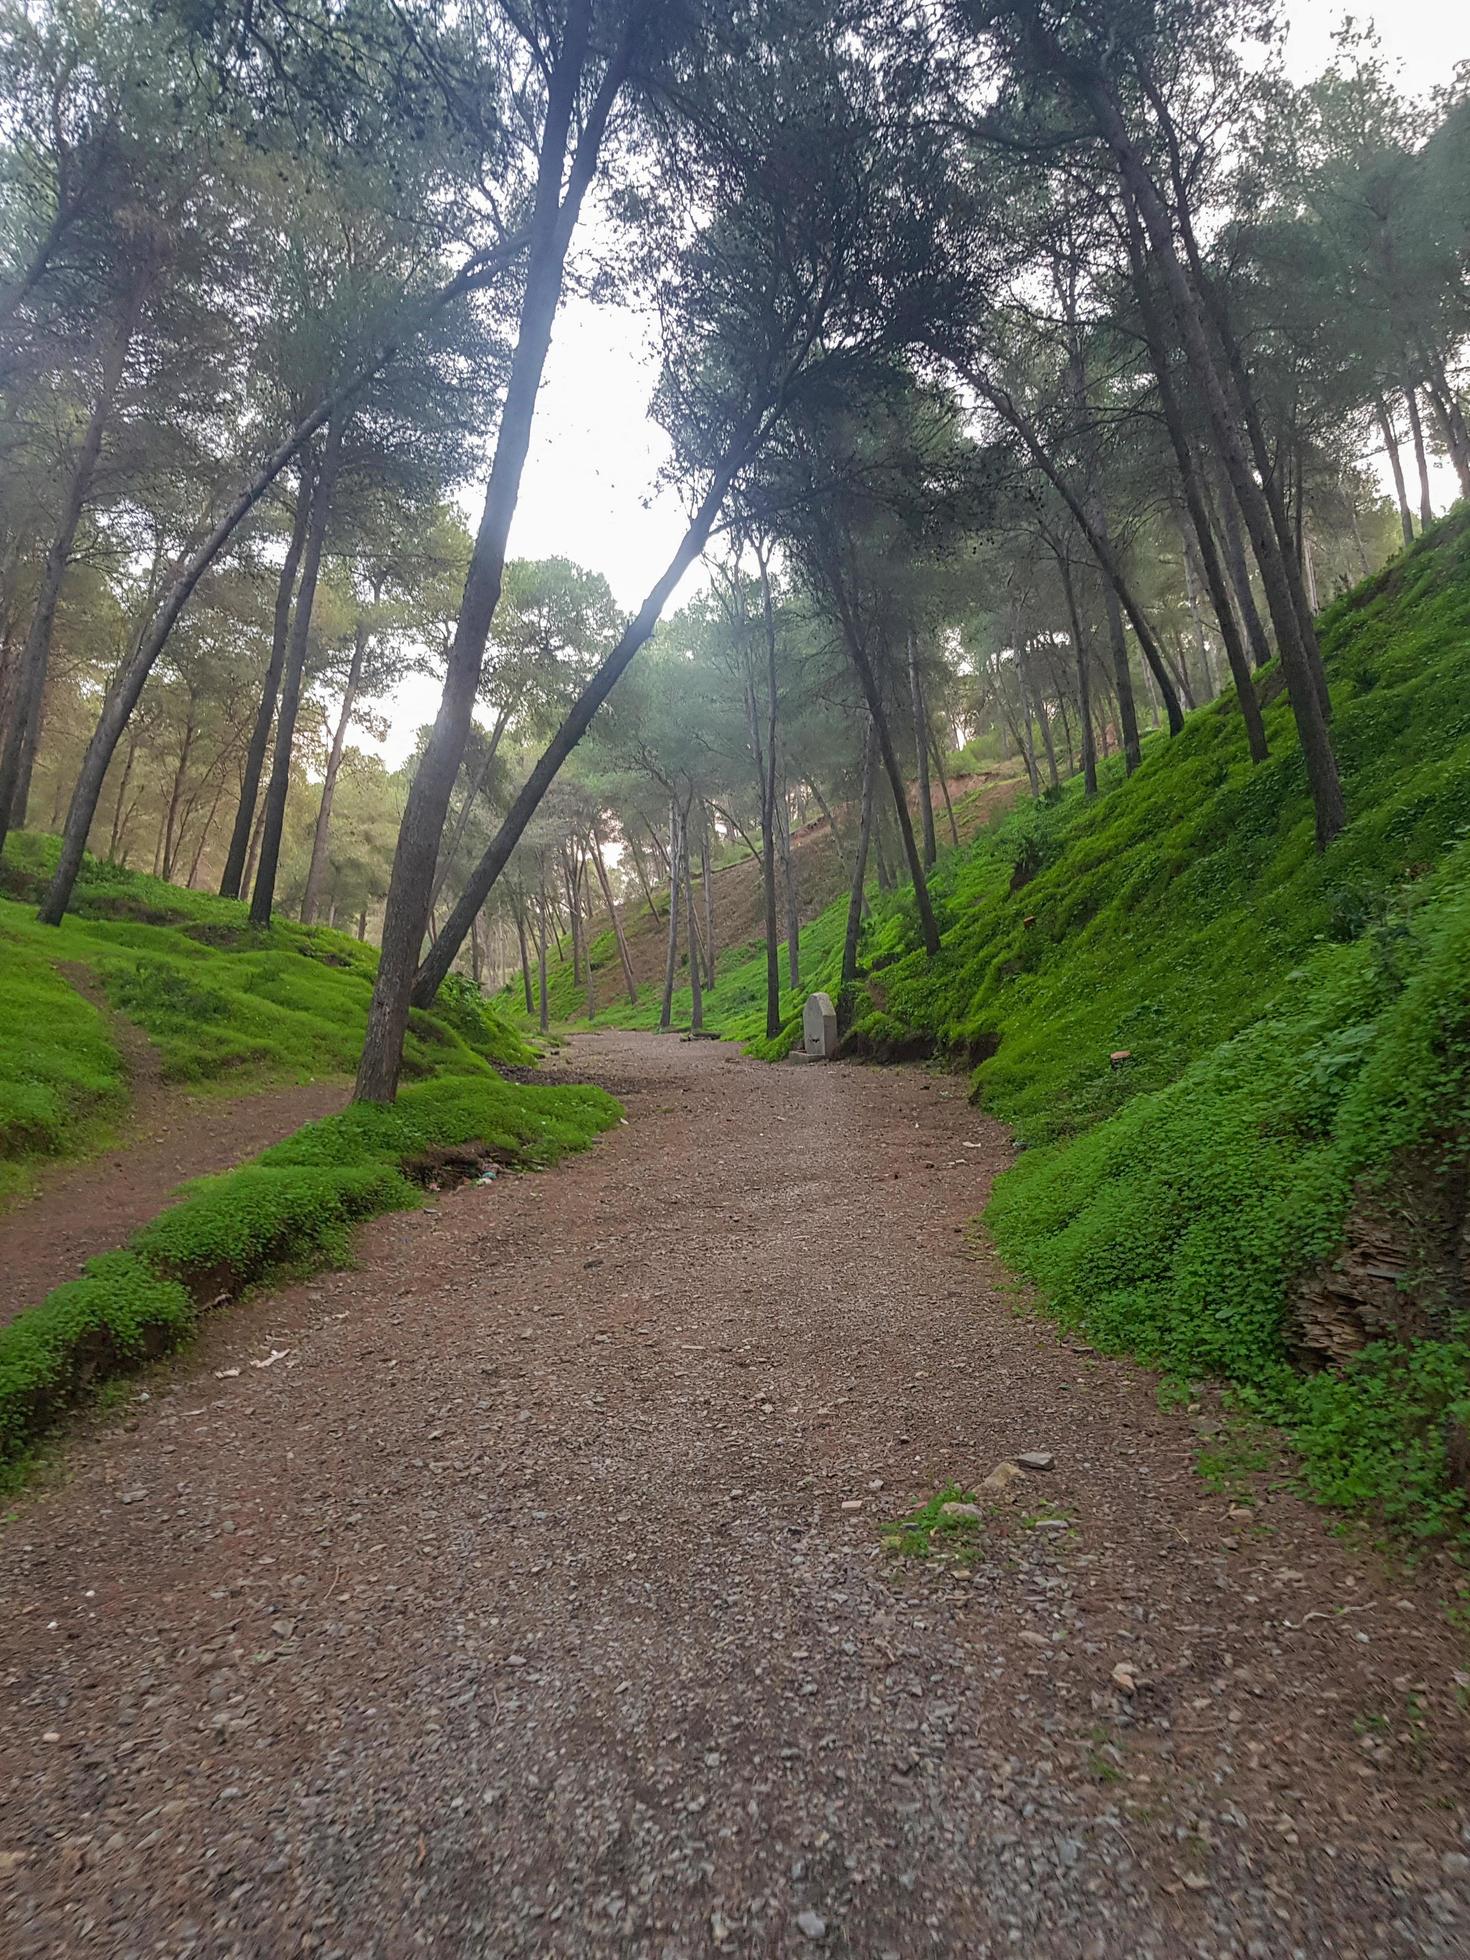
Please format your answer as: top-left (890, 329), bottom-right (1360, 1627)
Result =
top-left (0, 978), bottom-right (349, 1322)
top-left (2, 1030), bottom-right (1469, 1958)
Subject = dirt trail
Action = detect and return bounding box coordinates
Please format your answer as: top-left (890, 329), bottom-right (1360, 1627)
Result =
top-left (2, 1031), bottom-right (1469, 1957)
top-left (0, 1064), bottom-right (350, 1323)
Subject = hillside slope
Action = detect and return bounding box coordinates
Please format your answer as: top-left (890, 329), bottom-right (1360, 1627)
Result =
top-left (0, 834), bottom-right (535, 1203)
top-left (550, 513), bottom-right (1470, 1543)
top-left (537, 764), bottom-right (1025, 1035)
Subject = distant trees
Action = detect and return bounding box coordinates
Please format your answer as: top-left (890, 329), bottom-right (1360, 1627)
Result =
top-left (0, 0), bottom-right (1464, 1085)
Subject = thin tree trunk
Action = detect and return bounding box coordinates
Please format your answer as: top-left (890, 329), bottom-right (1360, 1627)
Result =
top-left (684, 806), bottom-right (703, 1034)
top-left (356, 0), bottom-right (631, 1101)
top-left (842, 716), bottom-right (878, 986)
top-left (220, 464), bottom-right (314, 897)
top-left (537, 877), bottom-right (549, 1034)
top-left (806, 775), bottom-right (851, 874)
top-left (757, 547), bottom-right (783, 1038)
top-left (0, 280), bottom-right (140, 847)
top-left (659, 799), bottom-right (682, 1032)
top-left (909, 630), bottom-right (937, 867)
top-left (301, 618), bottom-right (365, 924)
top-left (513, 892), bottom-right (533, 1014)
top-left (700, 805), bottom-right (716, 990)
top-left (37, 228), bottom-right (530, 928)
top-left (926, 738), bottom-right (959, 838)
top-left (589, 817), bottom-right (637, 1003)
top-left (106, 727), bottom-right (140, 860)
top-left (1055, 550), bottom-right (1097, 795)
top-left (778, 781), bottom-right (799, 989)
top-left (1405, 385), bottom-right (1434, 528)
top-left (250, 413), bottom-right (342, 927)
top-left (1376, 396), bottom-right (1415, 548)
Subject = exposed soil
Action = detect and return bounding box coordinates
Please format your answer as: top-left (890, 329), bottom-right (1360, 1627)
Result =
top-left (2, 971), bottom-right (348, 1321)
top-left (2, 1030), bottom-right (1469, 1957)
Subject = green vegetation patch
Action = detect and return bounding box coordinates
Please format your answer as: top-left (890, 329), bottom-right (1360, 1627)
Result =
top-left (882, 1484), bottom-right (986, 1559)
top-left (0, 839), bottom-right (534, 1197)
top-left (543, 512), bottom-right (1470, 1550)
top-left (0, 1072), bottom-right (621, 1470)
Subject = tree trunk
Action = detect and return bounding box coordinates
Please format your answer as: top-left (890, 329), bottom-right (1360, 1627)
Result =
top-left (1055, 549), bottom-right (1097, 795)
top-left (909, 631), bottom-right (937, 867)
top-left (301, 617), bottom-right (365, 924)
top-left (1405, 385), bottom-right (1434, 528)
top-left (106, 727), bottom-right (140, 860)
top-left (756, 548), bottom-right (783, 1039)
top-left (778, 782), bottom-right (799, 989)
top-left (537, 877), bottom-right (549, 1034)
top-left (684, 805), bottom-right (703, 1034)
top-left (160, 701), bottom-right (198, 883)
top-left (659, 799), bottom-right (682, 1032)
top-left (842, 716), bottom-right (878, 986)
top-left (589, 817), bottom-right (637, 1003)
top-left (402, 415), bottom-right (759, 1017)
top-left (1081, 65), bottom-right (1343, 845)
top-left (355, 0), bottom-right (629, 1100)
top-left (36, 227), bottom-right (530, 928)
top-left (806, 774), bottom-right (851, 875)
top-left (700, 805), bottom-right (716, 990)
top-left (0, 280), bottom-right (140, 848)
top-left (513, 892), bottom-right (533, 1014)
top-left (250, 414), bottom-right (342, 927)
top-left (220, 464), bottom-right (314, 897)
top-left (1376, 396), bottom-right (1415, 547)
top-left (927, 731), bottom-right (961, 847)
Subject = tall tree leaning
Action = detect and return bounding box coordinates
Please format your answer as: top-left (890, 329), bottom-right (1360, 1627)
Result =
top-left (354, 0), bottom-right (635, 1102)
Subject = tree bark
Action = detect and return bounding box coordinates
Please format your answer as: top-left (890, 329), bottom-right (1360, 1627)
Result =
top-left (0, 279), bottom-right (140, 847)
top-left (1071, 57), bottom-right (1344, 844)
top-left (36, 228), bottom-right (530, 927)
top-left (537, 877), bottom-right (549, 1034)
top-left (659, 800), bottom-right (682, 1032)
top-left (1055, 548), bottom-right (1097, 795)
top-left (250, 413), bottom-right (342, 927)
top-left (408, 428), bottom-right (759, 1011)
top-left (1376, 396), bottom-right (1415, 547)
top-left (684, 805), bottom-right (703, 1034)
top-left (301, 617), bottom-right (365, 924)
top-left (1404, 385), bottom-right (1434, 528)
top-left (356, 0), bottom-right (630, 1101)
top-left (929, 731), bottom-right (961, 846)
top-left (589, 816), bottom-right (637, 1004)
top-left (909, 631), bottom-right (937, 866)
top-left (699, 804), bottom-right (716, 990)
top-left (220, 466), bottom-right (315, 896)
top-left (842, 716), bottom-right (878, 986)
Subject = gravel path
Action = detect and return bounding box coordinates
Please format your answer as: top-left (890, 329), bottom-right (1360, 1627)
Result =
top-left (2, 1030), bottom-right (1469, 1958)
top-left (1, 1074), bottom-right (350, 1324)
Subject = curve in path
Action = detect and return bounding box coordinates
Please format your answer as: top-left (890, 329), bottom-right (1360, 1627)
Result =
top-left (1, 1030), bottom-right (1467, 1957)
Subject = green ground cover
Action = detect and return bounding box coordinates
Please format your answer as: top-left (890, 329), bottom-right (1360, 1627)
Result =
top-left (0, 841), bottom-right (619, 1471)
top-left (538, 511), bottom-right (1470, 1544)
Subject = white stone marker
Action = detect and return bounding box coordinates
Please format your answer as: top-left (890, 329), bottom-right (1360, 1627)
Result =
top-left (803, 991), bottom-right (837, 1059)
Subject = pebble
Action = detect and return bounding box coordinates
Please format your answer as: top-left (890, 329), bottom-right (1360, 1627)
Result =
top-left (796, 1909), bottom-right (828, 1940)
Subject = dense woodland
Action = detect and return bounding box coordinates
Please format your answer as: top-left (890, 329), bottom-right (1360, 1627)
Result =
top-left (0, 0), bottom-right (1467, 1102)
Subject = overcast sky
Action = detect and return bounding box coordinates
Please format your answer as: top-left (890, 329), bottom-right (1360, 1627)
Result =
top-left (377, 0), bottom-right (1470, 762)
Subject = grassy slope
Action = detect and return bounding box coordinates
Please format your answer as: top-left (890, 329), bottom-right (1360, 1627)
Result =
top-left (540, 512), bottom-right (1470, 1543)
top-left (533, 770), bottom-right (1026, 1058)
top-left (0, 840), bottom-right (621, 1468)
top-left (0, 832), bottom-right (536, 1201)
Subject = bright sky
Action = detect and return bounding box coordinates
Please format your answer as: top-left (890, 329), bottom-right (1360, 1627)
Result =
top-left (376, 0), bottom-right (1470, 764)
